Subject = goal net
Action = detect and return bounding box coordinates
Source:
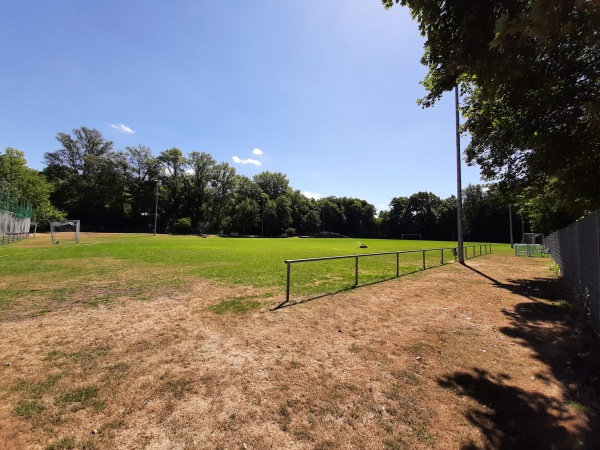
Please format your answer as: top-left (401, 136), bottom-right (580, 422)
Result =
top-left (50, 220), bottom-right (80, 244)
top-left (522, 233), bottom-right (543, 245)
top-left (401, 234), bottom-right (422, 240)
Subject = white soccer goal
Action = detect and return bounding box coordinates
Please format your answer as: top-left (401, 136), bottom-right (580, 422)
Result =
top-left (401, 234), bottom-right (422, 240)
top-left (522, 232), bottom-right (543, 245)
top-left (50, 220), bottom-right (80, 244)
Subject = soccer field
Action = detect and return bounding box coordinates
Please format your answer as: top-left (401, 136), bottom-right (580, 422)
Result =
top-left (1, 235), bottom-right (591, 449)
top-left (0, 233), bottom-right (505, 315)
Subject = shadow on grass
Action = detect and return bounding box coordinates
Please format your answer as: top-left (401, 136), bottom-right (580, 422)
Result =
top-left (273, 260), bottom-right (458, 310)
top-left (439, 368), bottom-right (578, 449)
top-left (272, 274), bottom-right (403, 310)
top-left (443, 263), bottom-right (600, 449)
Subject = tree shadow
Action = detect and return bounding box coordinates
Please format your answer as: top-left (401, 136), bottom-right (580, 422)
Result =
top-left (444, 263), bottom-right (600, 449)
top-left (438, 368), bottom-right (578, 449)
top-left (464, 263), bottom-right (565, 302)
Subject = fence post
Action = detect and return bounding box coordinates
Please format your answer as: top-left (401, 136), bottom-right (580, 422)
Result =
top-left (355, 256), bottom-right (359, 287)
top-left (441, 248), bottom-right (444, 265)
top-left (422, 250), bottom-right (426, 270)
top-left (396, 252), bottom-right (400, 277)
top-left (286, 262), bottom-right (291, 303)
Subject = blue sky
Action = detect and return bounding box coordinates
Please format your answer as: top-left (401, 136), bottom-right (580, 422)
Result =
top-left (1, 0), bottom-right (482, 212)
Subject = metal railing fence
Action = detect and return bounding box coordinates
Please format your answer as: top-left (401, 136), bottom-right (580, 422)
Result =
top-left (1, 231), bottom-right (30, 246)
top-left (546, 210), bottom-right (600, 335)
top-left (283, 244), bottom-right (492, 304)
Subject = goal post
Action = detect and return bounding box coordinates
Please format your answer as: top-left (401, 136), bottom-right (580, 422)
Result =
top-left (50, 220), bottom-right (80, 244)
top-left (401, 234), bottom-right (422, 240)
top-left (522, 232), bottom-right (543, 245)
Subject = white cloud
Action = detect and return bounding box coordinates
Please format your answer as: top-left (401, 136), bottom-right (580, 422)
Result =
top-left (232, 156), bottom-right (262, 166)
top-left (301, 191), bottom-right (321, 200)
top-left (110, 123), bottom-right (135, 134)
top-left (252, 148), bottom-right (263, 156)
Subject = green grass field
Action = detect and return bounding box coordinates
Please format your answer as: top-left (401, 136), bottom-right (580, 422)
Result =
top-left (0, 234), bottom-right (510, 314)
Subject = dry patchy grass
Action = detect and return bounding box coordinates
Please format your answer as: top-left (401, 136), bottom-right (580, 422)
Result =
top-left (0, 254), bottom-right (599, 449)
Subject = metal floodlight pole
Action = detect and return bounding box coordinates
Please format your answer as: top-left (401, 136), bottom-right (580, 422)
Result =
top-left (153, 181), bottom-right (160, 236)
top-left (455, 84), bottom-right (465, 264)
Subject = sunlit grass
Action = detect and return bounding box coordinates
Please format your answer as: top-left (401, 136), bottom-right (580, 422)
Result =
top-left (0, 234), bottom-right (507, 311)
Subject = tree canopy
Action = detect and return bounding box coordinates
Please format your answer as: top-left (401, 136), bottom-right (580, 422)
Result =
top-left (383, 0), bottom-right (600, 218)
top-left (0, 148), bottom-right (64, 223)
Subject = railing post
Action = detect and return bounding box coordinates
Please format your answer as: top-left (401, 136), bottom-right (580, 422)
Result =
top-left (396, 252), bottom-right (400, 277)
top-left (286, 262), bottom-right (291, 303)
top-left (441, 248), bottom-right (444, 265)
top-left (422, 250), bottom-right (426, 270)
top-left (355, 256), bottom-right (359, 287)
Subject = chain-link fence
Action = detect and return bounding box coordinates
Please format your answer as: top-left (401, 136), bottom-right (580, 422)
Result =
top-left (546, 211), bottom-right (600, 335)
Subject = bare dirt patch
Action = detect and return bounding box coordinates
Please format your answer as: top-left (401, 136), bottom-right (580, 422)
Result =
top-left (1, 254), bottom-right (598, 449)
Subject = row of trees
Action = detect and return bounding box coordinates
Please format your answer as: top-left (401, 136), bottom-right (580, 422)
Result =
top-left (382, 185), bottom-right (511, 243)
top-left (39, 128), bottom-right (380, 237)
top-left (3, 126), bottom-right (537, 242)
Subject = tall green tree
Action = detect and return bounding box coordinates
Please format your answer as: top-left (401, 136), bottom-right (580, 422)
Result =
top-left (275, 195), bottom-right (293, 235)
top-left (0, 148), bottom-right (64, 224)
top-left (120, 145), bottom-right (160, 227)
top-left (320, 198), bottom-right (346, 234)
top-left (47, 127), bottom-right (114, 175)
top-left (208, 162), bottom-right (236, 231)
top-left (405, 192), bottom-right (441, 239)
top-left (462, 184), bottom-right (508, 242)
top-left (289, 191), bottom-right (320, 236)
top-left (43, 127), bottom-right (125, 224)
top-left (187, 151), bottom-right (217, 228)
top-left (233, 198), bottom-right (259, 235)
top-left (386, 196), bottom-right (410, 238)
top-left (157, 148), bottom-right (189, 226)
top-left (437, 196), bottom-right (457, 241)
top-left (516, 180), bottom-right (574, 236)
top-left (253, 171), bottom-right (290, 200)
top-left (383, 0), bottom-right (600, 221)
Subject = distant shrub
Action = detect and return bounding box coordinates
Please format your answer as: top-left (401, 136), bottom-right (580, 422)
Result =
top-left (172, 217), bottom-right (193, 235)
top-left (285, 227), bottom-right (296, 237)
